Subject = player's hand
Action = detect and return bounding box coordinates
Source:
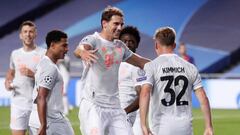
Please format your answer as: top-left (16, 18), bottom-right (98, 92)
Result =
top-left (142, 126), bottom-right (153, 135)
top-left (19, 67), bottom-right (34, 78)
top-left (80, 49), bottom-right (98, 66)
top-left (38, 125), bottom-right (47, 135)
top-left (204, 127), bottom-right (214, 135)
top-left (4, 80), bottom-right (14, 91)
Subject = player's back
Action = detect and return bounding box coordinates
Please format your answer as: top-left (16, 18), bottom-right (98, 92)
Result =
top-left (145, 54), bottom-right (201, 135)
top-left (147, 53), bottom-right (201, 120)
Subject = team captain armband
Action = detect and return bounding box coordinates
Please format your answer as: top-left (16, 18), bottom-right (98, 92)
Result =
top-left (136, 69), bottom-right (147, 82)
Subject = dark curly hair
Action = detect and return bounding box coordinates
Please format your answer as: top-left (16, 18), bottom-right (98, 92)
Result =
top-left (119, 25), bottom-right (141, 46)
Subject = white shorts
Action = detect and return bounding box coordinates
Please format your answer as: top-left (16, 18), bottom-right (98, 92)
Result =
top-left (10, 105), bottom-right (31, 130)
top-left (29, 126), bottom-right (38, 135)
top-left (151, 117), bottom-right (193, 135)
top-left (47, 117), bottom-right (74, 135)
top-left (79, 99), bottom-right (133, 135)
top-left (126, 111), bottom-right (137, 126)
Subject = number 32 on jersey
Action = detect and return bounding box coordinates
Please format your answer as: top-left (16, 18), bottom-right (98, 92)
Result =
top-left (160, 75), bottom-right (189, 106)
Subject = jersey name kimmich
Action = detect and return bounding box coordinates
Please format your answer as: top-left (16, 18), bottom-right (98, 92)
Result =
top-left (162, 67), bottom-right (185, 74)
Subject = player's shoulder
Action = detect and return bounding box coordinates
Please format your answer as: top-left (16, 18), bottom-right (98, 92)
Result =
top-left (35, 46), bottom-right (46, 54)
top-left (11, 47), bottom-right (23, 55)
top-left (39, 57), bottom-right (57, 72)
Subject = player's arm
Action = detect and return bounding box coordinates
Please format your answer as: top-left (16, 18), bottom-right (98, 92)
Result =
top-left (195, 87), bottom-right (214, 135)
top-left (37, 87), bottom-right (49, 135)
top-left (140, 84), bottom-right (153, 135)
top-left (4, 69), bottom-right (15, 90)
top-left (19, 67), bottom-right (35, 79)
top-left (74, 44), bottom-right (98, 65)
top-left (126, 53), bottom-right (150, 69)
top-left (124, 85), bottom-right (141, 114)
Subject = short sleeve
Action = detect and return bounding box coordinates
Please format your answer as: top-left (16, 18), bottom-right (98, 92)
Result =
top-left (78, 35), bottom-right (96, 49)
top-left (133, 67), bottom-right (145, 86)
top-left (121, 42), bottom-right (133, 61)
top-left (193, 71), bottom-right (203, 90)
top-left (136, 63), bottom-right (154, 86)
top-left (37, 66), bottom-right (58, 90)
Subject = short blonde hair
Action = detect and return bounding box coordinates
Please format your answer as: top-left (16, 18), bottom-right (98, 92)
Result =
top-left (154, 26), bottom-right (176, 46)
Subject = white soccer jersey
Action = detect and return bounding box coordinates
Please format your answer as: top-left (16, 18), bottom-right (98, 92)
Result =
top-left (78, 32), bottom-right (133, 108)
top-left (34, 56), bottom-right (64, 118)
top-left (140, 54), bottom-right (202, 134)
top-left (118, 62), bottom-right (141, 108)
top-left (9, 47), bottom-right (46, 110)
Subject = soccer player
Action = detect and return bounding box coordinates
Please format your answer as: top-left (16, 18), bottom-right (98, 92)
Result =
top-left (31, 30), bottom-right (74, 135)
top-left (4, 21), bottom-right (46, 135)
top-left (74, 6), bottom-right (150, 135)
top-left (118, 25), bottom-right (143, 135)
top-left (139, 27), bottom-right (214, 135)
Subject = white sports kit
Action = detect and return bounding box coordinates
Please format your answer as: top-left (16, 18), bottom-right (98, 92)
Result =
top-left (78, 32), bottom-right (133, 135)
top-left (140, 54), bottom-right (203, 135)
top-left (29, 56), bottom-right (74, 135)
top-left (118, 62), bottom-right (143, 135)
top-left (9, 47), bottom-right (45, 130)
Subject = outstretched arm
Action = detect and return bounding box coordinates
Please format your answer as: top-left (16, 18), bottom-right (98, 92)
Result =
top-left (140, 84), bottom-right (153, 135)
top-left (126, 53), bottom-right (150, 69)
top-left (195, 87), bottom-right (214, 135)
top-left (74, 44), bottom-right (98, 65)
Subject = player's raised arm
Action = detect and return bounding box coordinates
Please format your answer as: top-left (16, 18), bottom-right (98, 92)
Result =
top-left (126, 53), bottom-right (150, 69)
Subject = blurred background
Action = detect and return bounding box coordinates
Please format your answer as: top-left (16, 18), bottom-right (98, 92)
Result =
top-left (0, 0), bottom-right (240, 134)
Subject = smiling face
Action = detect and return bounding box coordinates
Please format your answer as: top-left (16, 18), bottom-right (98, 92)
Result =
top-left (102, 15), bottom-right (124, 40)
top-left (19, 25), bottom-right (37, 47)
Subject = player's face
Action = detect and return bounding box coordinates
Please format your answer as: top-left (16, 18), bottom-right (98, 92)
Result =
top-left (104, 15), bottom-right (124, 39)
top-left (178, 45), bottom-right (187, 55)
top-left (120, 33), bottom-right (138, 52)
top-left (53, 38), bottom-right (69, 60)
top-left (19, 25), bottom-right (36, 46)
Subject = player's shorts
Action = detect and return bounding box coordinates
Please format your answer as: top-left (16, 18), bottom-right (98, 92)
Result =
top-left (151, 117), bottom-right (193, 135)
top-left (79, 99), bottom-right (133, 135)
top-left (10, 105), bottom-right (31, 130)
top-left (29, 126), bottom-right (38, 135)
top-left (126, 111), bottom-right (137, 126)
top-left (47, 116), bottom-right (74, 135)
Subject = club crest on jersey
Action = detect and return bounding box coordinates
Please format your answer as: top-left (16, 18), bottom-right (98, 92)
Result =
top-left (137, 69), bottom-right (146, 76)
top-left (44, 76), bottom-right (53, 85)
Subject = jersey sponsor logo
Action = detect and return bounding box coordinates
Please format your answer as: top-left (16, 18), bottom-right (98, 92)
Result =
top-left (44, 76), bottom-right (53, 85)
top-left (137, 69), bottom-right (146, 76)
top-left (136, 76), bottom-right (147, 82)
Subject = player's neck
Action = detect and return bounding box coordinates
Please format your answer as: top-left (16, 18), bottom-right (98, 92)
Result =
top-left (157, 47), bottom-right (174, 55)
top-left (100, 31), bottom-right (114, 41)
top-left (46, 52), bottom-right (58, 64)
top-left (23, 43), bottom-right (36, 52)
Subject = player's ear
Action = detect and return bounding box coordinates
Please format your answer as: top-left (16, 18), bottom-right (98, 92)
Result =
top-left (102, 20), bottom-right (107, 29)
top-left (155, 41), bottom-right (158, 50)
top-left (173, 43), bottom-right (176, 49)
